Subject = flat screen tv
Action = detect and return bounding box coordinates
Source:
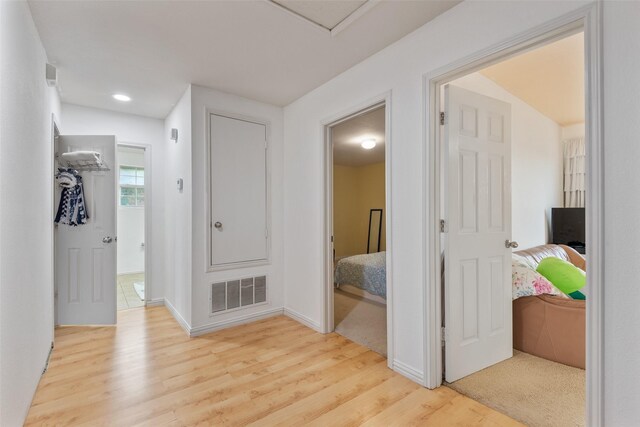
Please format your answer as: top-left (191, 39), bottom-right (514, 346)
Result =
top-left (551, 208), bottom-right (585, 253)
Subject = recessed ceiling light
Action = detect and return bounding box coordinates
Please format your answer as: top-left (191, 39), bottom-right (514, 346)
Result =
top-left (361, 138), bottom-right (376, 150)
top-left (113, 94), bottom-right (131, 102)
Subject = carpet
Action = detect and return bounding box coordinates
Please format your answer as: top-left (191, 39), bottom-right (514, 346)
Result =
top-left (133, 282), bottom-right (145, 301)
top-left (333, 288), bottom-right (387, 356)
top-left (446, 350), bottom-right (585, 427)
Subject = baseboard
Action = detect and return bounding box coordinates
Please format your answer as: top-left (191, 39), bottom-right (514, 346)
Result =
top-left (189, 308), bottom-right (284, 337)
top-left (392, 359), bottom-right (425, 385)
top-left (145, 298), bottom-right (164, 307)
top-left (283, 307), bottom-right (322, 332)
top-left (117, 270), bottom-right (144, 276)
top-left (164, 298), bottom-right (191, 335)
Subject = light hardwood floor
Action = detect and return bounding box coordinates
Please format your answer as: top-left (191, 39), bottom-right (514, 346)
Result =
top-left (26, 307), bottom-right (522, 426)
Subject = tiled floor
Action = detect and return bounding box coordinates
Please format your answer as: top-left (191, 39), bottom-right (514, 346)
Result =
top-left (117, 273), bottom-right (145, 311)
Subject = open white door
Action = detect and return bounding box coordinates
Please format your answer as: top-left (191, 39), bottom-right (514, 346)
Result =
top-left (444, 85), bottom-right (513, 382)
top-left (55, 135), bottom-right (117, 325)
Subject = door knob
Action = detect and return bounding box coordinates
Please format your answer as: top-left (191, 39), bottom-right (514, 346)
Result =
top-left (214, 222), bottom-right (222, 229)
top-left (102, 236), bottom-right (113, 244)
top-left (505, 240), bottom-right (519, 249)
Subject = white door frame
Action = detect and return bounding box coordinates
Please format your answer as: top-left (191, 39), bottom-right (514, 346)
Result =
top-left (117, 142), bottom-right (153, 305)
top-left (51, 114), bottom-right (60, 329)
top-left (423, 3), bottom-right (603, 425)
top-left (322, 92), bottom-right (394, 366)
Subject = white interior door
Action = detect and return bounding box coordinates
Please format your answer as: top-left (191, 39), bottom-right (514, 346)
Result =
top-left (210, 114), bottom-right (268, 266)
top-left (444, 85), bottom-right (512, 382)
top-left (56, 135), bottom-right (117, 325)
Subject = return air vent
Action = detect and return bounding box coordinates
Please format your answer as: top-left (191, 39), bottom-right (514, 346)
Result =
top-left (211, 276), bottom-right (267, 314)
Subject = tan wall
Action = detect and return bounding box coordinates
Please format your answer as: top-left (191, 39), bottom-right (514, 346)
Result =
top-left (333, 162), bottom-right (386, 259)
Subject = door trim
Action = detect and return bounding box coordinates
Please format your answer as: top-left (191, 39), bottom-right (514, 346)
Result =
top-left (51, 114), bottom-right (60, 329)
top-left (205, 108), bottom-right (272, 272)
top-left (423, 4), bottom-right (603, 424)
top-left (321, 91), bottom-right (394, 367)
top-left (118, 142), bottom-right (153, 305)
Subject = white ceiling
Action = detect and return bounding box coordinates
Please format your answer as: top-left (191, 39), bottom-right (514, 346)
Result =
top-left (28, 0), bottom-right (460, 118)
top-left (271, 0), bottom-right (367, 30)
top-left (480, 32), bottom-right (584, 126)
top-left (333, 106), bottom-right (385, 167)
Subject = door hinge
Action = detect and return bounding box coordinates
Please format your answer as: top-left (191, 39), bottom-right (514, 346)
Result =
top-left (441, 326), bottom-right (446, 346)
top-left (440, 112), bottom-right (445, 125)
top-left (265, 228), bottom-right (268, 238)
top-left (440, 219), bottom-right (447, 233)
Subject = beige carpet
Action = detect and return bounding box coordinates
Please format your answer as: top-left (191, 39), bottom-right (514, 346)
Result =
top-left (447, 350), bottom-right (585, 427)
top-left (334, 288), bottom-right (387, 356)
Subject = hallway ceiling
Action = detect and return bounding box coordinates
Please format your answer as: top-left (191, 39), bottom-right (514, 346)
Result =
top-left (28, 0), bottom-right (460, 118)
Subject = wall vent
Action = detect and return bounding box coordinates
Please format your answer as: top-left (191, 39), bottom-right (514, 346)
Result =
top-left (211, 276), bottom-right (267, 314)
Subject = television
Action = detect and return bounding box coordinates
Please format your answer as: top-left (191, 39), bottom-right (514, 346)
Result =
top-left (551, 208), bottom-right (585, 254)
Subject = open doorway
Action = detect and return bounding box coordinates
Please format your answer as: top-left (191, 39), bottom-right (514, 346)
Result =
top-left (116, 145), bottom-right (147, 310)
top-left (437, 30), bottom-right (588, 426)
top-left (326, 103), bottom-right (390, 357)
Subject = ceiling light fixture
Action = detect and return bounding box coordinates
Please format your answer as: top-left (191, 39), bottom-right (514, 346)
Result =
top-left (361, 138), bottom-right (376, 150)
top-left (112, 93), bottom-right (131, 102)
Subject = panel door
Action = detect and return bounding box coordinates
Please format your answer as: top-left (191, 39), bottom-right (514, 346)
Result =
top-left (56, 135), bottom-right (117, 325)
top-left (444, 85), bottom-right (512, 382)
top-left (210, 114), bottom-right (268, 266)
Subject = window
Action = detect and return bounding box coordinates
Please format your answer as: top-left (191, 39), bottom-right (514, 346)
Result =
top-left (119, 166), bottom-right (144, 206)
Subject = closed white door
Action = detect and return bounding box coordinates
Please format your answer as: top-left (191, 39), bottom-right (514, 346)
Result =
top-left (210, 114), bottom-right (268, 266)
top-left (444, 85), bottom-right (513, 382)
top-left (56, 135), bottom-right (117, 325)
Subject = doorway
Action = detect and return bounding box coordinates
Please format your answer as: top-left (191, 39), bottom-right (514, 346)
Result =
top-left (430, 18), bottom-right (598, 427)
top-left (324, 100), bottom-right (392, 358)
top-left (116, 145), bottom-right (147, 310)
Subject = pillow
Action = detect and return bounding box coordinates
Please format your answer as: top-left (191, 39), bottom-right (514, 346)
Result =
top-left (536, 257), bottom-right (586, 295)
top-left (512, 253), bottom-right (538, 270)
top-left (512, 258), bottom-right (566, 300)
top-left (568, 290), bottom-right (586, 300)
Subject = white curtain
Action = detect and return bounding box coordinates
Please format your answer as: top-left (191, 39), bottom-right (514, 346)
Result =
top-left (563, 137), bottom-right (585, 207)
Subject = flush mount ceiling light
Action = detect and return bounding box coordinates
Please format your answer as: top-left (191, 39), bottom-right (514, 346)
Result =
top-left (112, 93), bottom-right (131, 102)
top-left (360, 138), bottom-right (376, 150)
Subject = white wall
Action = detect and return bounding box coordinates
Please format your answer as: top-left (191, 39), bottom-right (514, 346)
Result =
top-left (451, 73), bottom-right (563, 249)
top-left (282, 0), bottom-right (589, 386)
top-left (163, 86), bottom-right (193, 327)
top-left (189, 85), bottom-right (285, 331)
top-left (116, 147), bottom-right (145, 275)
top-left (0, 2), bottom-right (61, 425)
top-left (61, 104), bottom-right (165, 302)
top-left (562, 122), bottom-right (585, 140)
top-left (603, 1), bottom-right (640, 424)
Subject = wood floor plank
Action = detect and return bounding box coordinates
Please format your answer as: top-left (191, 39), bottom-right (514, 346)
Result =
top-left (25, 306), bottom-right (522, 426)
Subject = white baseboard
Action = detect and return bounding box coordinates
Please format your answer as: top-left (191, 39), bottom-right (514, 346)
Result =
top-left (145, 298), bottom-right (164, 307)
top-left (392, 359), bottom-right (425, 385)
top-left (283, 307), bottom-right (322, 332)
top-left (117, 270), bottom-right (144, 276)
top-left (164, 298), bottom-right (191, 335)
top-left (189, 308), bottom-right (284, 337)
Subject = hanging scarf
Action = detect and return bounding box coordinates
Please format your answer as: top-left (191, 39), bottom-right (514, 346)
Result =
top-left (55, 169), bottom-right (89, 226)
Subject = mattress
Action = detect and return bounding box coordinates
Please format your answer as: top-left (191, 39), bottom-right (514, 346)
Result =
top-left (334, 251), bottom-right (386, 298)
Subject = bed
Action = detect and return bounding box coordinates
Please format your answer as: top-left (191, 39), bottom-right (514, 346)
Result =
top-left (334, 251), bottom-right (387, 301)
